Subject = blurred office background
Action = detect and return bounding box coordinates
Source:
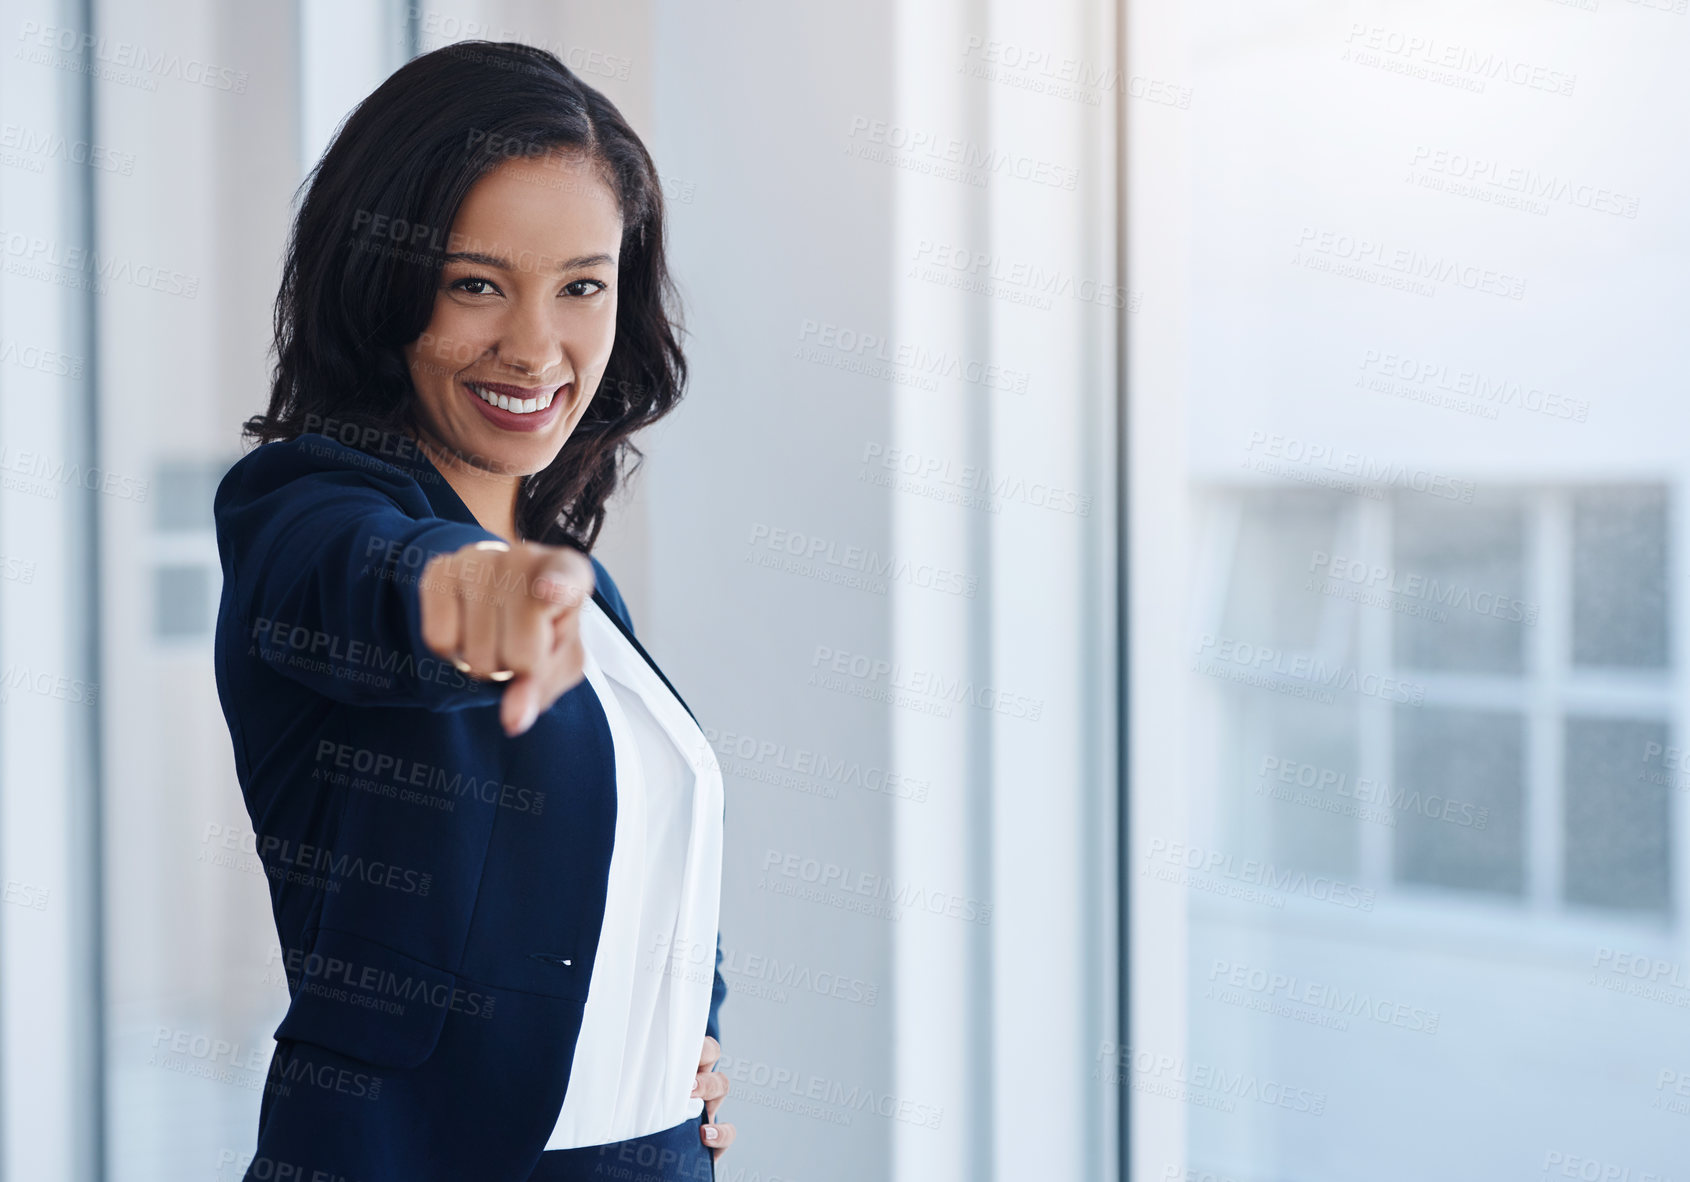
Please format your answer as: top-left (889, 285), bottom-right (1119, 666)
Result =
top-left (0, 1), bottom-right (1681, 1180)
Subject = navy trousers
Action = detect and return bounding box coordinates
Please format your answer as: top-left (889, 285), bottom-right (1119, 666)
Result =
top-left (526, 1113), bottom-right (716, 1182)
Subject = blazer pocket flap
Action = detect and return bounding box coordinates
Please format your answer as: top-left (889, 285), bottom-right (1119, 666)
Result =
top-left (273, 927), bottom-right (456, 1069)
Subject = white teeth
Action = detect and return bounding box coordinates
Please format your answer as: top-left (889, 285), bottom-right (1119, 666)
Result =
top-left (469, 383), bottom-right (556, 415)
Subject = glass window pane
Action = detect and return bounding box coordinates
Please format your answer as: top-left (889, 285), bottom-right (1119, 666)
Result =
top-left (1572, 487), bottom-right (1668, 669)
top-left (1392, 706), bottom-right (1524, 897)
top-left (1236, 694), bottom-right (1363, 881)
top-left (154, 566), bottom-right (210, 638)
top-left (1133, 3), bottom-right (1690, 1179)
top-left (1221, 490), bottom-right (1346, 651)
top-left (1392, 495), bottom-right (1527, 675)
top-left (1564, 717), bottom-right (1671, 914)
top-left (153, 459), bottom-right (232, 533)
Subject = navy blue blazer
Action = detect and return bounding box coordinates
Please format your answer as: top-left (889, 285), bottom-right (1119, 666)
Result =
top-left (212, 431), bottom-right (726, 1182)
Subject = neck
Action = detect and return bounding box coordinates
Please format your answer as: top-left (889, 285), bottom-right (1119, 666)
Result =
top-left (415, 433), bottom-right (523, 543)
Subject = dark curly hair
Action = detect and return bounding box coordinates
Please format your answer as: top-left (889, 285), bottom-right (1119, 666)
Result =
top-left (242, 39), bottom-right (686, 551)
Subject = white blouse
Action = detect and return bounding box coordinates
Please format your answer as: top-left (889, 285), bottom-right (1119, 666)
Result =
top-left (543, 596), bottom-right (725, 1149)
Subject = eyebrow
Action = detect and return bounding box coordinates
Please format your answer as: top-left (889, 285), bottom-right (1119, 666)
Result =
top-left (443, 250), bottom-right (617, 272)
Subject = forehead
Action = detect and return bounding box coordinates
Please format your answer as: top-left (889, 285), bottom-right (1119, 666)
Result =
top-left (449, 150), bottom-right (624, 266)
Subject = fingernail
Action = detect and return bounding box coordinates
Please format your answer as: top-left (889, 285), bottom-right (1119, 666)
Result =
top-left (703, 1125), bottom-right (718, 1141)
top-left (518, 701), bottom-right (538, 733)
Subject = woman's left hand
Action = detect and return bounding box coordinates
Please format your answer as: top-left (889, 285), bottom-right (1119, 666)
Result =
top-left (692, 1034), bottom-right (735, 1159)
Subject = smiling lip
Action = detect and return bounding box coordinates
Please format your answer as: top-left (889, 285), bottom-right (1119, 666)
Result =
top-left (461, 378), bottom-right (569, 432)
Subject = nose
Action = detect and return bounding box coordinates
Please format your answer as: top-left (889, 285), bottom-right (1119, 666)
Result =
top-left (496, 294), bottom-right (565, 380)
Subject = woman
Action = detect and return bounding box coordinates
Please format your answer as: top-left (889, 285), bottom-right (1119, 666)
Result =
top-left (212, 41), bottom-right (732, 1182)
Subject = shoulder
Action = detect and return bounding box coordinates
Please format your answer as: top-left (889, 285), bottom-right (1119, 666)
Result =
top-left (215, 432), bottom-right (431, 521)
top-left (588, 554), bottom-right (635, 636)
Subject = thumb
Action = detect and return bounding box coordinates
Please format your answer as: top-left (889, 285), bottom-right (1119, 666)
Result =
top-left (528, 547), bottom-right (595, 611)
top-left (501, 675), bottom-right (542, 737)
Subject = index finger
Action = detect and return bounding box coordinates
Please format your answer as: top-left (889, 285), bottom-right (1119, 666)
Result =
top-left (697, 1034), bottom-right (721, 1072)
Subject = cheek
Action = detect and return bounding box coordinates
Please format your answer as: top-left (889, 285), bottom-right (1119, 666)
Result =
top-left (585, 300), bottom-right (619, 362)
top-left (413, 302), bottom-right (491, 381)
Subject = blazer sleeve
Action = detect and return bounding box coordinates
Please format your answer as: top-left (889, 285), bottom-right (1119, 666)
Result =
top-left (215, 435), bottom-right (509, 711)
top-left (590, 556), bottom-right (728, 1047)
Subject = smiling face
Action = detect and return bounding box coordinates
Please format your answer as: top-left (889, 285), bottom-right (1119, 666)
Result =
top-left (403, 149), bottom-right (624, 482)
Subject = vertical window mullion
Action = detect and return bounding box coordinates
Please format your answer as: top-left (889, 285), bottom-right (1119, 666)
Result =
top-left (1356, 495), bottom-right (1393, 891)
top-left (1529, 491), bottom-right (1570, 912)
top-left (1673, 480), bottom-right (1690, 932)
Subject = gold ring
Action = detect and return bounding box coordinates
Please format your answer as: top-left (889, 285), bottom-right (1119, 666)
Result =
top-left (451, 652), bottom-right (515, 681)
